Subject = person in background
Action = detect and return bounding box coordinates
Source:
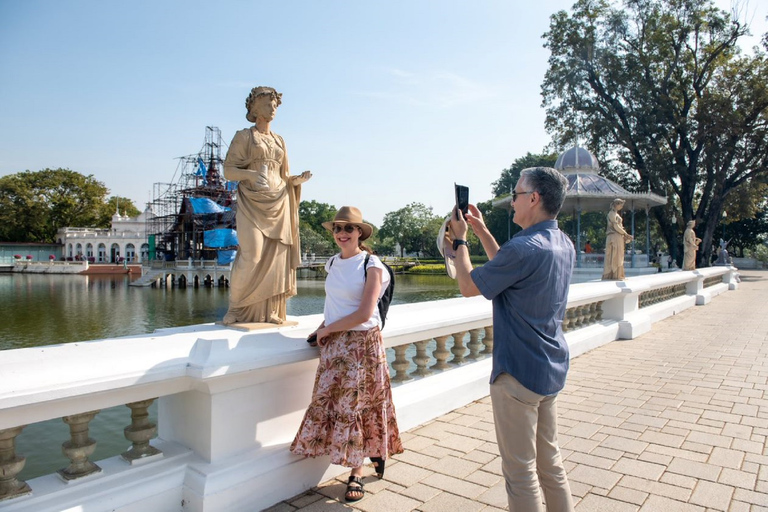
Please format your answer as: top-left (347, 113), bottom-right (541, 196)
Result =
top-left (290, 206), bottom-right (403, 503)
top-left (584, 240), bottom-right (592, 253)
top-left (449, 167), bottom-right (575, 511)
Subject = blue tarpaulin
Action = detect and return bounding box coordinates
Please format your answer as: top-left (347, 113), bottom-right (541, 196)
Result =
top-left (196, 157), bottom-right (208, 185)
top-left (204, 229), bottom-right (238, 248)
top-left (218, 250), bottom-right (236, 265)
top-left (188, 197), bottom-right (231, 214)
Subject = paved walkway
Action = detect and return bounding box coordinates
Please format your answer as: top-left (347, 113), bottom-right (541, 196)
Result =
top-left (266, 269), bottom-right (768, 512)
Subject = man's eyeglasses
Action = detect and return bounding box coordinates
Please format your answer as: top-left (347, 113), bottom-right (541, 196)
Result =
top-left (512, 190), bottom-right (534, 202)
top-left (333, 224), bottom-right (359, 234)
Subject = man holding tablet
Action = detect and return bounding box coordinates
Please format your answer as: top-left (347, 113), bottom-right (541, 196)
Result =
top-left (450, 167), bottom-right (575, 511)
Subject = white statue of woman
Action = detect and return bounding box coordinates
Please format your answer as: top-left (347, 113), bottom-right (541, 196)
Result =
top-left (602, 198), bottom-right (633, 280)
top-left (683, 220), bottom-right (702, 271)
top-left (222, 86), bottom-right (312, 325)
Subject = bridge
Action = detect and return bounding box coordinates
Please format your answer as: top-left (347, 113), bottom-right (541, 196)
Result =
top-left (129, 256), bottom-right (420, 287)
top-left (0, 266), bottom-right (753, 511)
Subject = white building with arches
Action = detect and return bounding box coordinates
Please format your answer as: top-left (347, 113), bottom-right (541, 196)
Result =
top-left (56, 208), bottom-right (155, 263)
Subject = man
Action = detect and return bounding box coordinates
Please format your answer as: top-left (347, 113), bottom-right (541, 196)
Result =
top-left (450, 167), bottom-right (575, 511)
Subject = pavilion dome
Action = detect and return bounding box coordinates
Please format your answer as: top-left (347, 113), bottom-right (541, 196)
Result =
top-left (555, 146), bottom-right (600, 174)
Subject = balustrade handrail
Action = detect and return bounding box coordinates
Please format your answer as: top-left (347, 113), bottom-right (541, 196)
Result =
top-left (0, 266), bottom-right (735, 429)
top-left (0, 265), bottom-right (737, 510)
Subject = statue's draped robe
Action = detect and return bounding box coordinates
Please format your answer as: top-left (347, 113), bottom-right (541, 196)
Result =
top-left (223, 128), bottom-right (301, 324)
top-left (683, 227), bottom-right (698, 271)
top-left (602, 210), bottom-right (628, 280)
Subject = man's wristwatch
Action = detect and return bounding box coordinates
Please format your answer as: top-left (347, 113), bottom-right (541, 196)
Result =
top-left (453, 239), bottom-right (468, 251)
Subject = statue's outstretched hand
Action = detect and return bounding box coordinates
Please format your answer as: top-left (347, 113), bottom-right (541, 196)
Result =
top-left (291, 171), bottom-right (312, 185)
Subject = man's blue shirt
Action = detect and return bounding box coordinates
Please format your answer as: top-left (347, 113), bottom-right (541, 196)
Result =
top-left (471, 219), bottom-right (575, 396)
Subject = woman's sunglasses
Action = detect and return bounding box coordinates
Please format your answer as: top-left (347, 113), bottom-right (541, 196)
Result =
top-left (333, 224), bottom-right (359, 234)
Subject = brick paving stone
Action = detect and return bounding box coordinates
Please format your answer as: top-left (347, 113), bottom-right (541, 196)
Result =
top-left (717, 468), bottom-right (757, 489)
top-left (425, 454), bottom-right (482, 478)
top-left (638, 430), bottom-right (686, 448)
top-left (667, 457), bottom-right (723, 481)
top-left (575, 494), bottom-right (640, 511)
top-left (419, 472), bottom-right (487, 499)
top-left (463, 468), bottom-right (502, 487)
top-left (419, 491), bottom-right (486, 512)
top-left (607, 485), bottom-right (649, 506)
top-left (689, 480), bottom-right (735, 511)
top-left (568, 464), bottom-right (623, 489)
top-left (732, 488), bottom-right (768, 506)
top-left (638, 495), bottom-right (705, 511)
top-left (353, 489), bottom-right (422, 512)
top-left (620, 475), bottom-right (693, 501)
top-left (462, 448), bottom-right (497, 465)
top-left (708, 447), bottom-right (746, 469)
top-left (568, 451), bottom-right (618, 469)
top-left (475, 480), bottom-right (508, 509)
top-left (398, 482), bottom-right (441, 502)
top-left (611, 458), bottom-right (666, 481)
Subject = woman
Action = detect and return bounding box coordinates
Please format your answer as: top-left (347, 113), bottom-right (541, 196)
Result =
top-left (290, 206), bottom-right (404, 503)
top-left (683, 220), bottom-right (702, 270)
top-left (602, 198), bottom-right (633, 280)
top-left (222, 86), bottom-right (312, 325)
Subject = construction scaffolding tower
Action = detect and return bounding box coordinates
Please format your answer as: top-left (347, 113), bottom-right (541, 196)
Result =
top-left (146, 126), bottom-right (237, 261)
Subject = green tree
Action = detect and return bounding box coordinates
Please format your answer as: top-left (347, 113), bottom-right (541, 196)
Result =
top-left (0, 168), bottom-right (109, 243)
top-left (299, 224), bottom-right (336, 255)
top-left (299, 200), bottom-right (337, 233)
top-left (542, 0), bottom-right (768, 267)
top-left (96, 196), bottom-right (141, 228)
top-left (491, 152), bottom-right (559, 197)
top-left (379, 202), bottom-right (440, 257)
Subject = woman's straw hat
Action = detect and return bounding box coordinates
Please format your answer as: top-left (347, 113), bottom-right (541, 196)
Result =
top-left (322, 206), bottom-right (374, 241)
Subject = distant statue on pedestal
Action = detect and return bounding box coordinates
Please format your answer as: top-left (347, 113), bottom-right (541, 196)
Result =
top-left (682, 220), bottom-right (702, 271)
top-left (714, 238), bottom-right (731, 266)
top-left (602, 198), bottom-right (633, 280)
top-left (222, 86), bottom-right (312, 326)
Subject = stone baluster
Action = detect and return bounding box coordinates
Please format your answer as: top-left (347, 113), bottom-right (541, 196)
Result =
top-left (0, 427), bottom-right (31, 501)
top-left (391, 345), bottom-right (413, 382)
top-left (430, 335), bottom-right (451, 371)
top-left (576, 305), bottom-right (586, 328)
top-left (595, 301), bottom-right (604, 321)
top-left (466, 328), bottom-right (483, 360)
top-left (450, 331), bottom-right (468, 365)
top-left (58, 411), bottom-right (101, 481)
top-left (482, 326), bottom-right (494, 354)
top-left (122, 399), bottom-right (162, 463)
top-left (410, 339), bottom-right (433, 378)
top-left (564, 308), bottom-right (575, 331)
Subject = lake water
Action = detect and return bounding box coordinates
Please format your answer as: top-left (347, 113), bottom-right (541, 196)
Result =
top-left (0, 272), bottom-right (462, 351)
top-left (1, 271), bottom-right (462, 480)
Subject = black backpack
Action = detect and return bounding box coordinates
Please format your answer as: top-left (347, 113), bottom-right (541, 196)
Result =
top-left (329, 253), bottom-right (395, 329)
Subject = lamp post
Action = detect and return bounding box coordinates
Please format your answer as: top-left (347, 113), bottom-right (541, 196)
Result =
top-left (722, 210), bottom-right (727, 242)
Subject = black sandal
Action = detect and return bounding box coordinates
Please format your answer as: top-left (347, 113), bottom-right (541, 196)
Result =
top-left (370, 457), bottom-right (385, 479)
top-left (345, 476), bottom-right (365, 502)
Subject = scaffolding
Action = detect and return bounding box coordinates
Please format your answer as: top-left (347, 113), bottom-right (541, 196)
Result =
top-left (146, 126), bottom-right (237, 261)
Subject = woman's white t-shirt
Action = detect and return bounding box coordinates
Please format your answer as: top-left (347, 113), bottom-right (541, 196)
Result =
top-left (323, 252), bottom-right (391, 330)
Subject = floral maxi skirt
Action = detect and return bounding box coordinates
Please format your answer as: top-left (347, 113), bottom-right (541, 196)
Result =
top-left (290, 327), bottom-right (404, 468)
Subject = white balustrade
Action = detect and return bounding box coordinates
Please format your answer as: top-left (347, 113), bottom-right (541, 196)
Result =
top-left (0, 266), bottom-right (738, 511)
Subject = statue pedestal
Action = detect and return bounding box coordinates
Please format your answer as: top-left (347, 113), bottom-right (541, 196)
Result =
top-left (219, 321), bottom-right (299, 332)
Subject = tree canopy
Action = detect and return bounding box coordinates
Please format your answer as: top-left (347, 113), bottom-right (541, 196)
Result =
top-left (0, 169), bottom-right (111, 243)
top-left (542, 0), bottom-right (768, 265)
top-left (379, 202), bottom-right (441, 258)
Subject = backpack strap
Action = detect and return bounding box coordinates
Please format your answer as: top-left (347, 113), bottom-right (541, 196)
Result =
top-left (363, 253), bottom-right (370, 281)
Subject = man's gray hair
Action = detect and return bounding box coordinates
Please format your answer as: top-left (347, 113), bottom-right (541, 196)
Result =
top-left (519, 167), bottom-right (568, 216)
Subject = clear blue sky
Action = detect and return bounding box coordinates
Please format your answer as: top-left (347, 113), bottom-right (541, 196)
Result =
top-left (1, 1), bottom-right (765, 227)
